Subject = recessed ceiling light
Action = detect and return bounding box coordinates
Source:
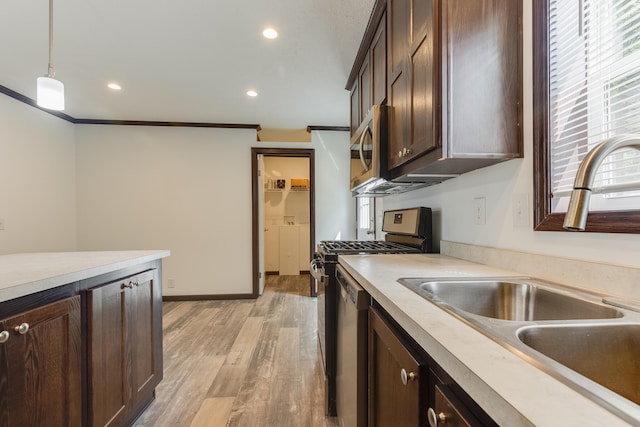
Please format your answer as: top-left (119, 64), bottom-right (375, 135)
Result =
top-left (107, 82), bottom-right (122, 91)
top-left (246, 90), bottom-right (258, 97)
top-left (262, 28), bottom-right (278, 39)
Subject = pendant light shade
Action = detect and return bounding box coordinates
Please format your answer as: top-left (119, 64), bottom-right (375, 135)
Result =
top-left (37, 0), bottom-right (64, 111)
top-left (37, 76), bottom-right (64, 110)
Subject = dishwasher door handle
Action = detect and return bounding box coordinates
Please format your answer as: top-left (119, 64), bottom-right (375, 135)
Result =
top-left (336, 264), bottom-right (369, 310)
top-left (340, 284), bottom-right (349, 304)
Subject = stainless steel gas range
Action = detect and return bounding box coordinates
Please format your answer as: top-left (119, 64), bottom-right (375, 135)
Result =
top-left (310, 207), bottom-right (433, 417)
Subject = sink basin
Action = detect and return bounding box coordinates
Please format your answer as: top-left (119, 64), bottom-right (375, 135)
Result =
top-left (399, 279), bottom-right (621, 321)
top-left (518, 324), bottom-right (640, 406)
top-left (398, 277), bottom-right (640, 422)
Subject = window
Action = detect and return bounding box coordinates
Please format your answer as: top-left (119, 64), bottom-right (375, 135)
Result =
top-left (356, 197), bottom-right (376, 240)
top-left (534, 0), bottom-right (640, 233)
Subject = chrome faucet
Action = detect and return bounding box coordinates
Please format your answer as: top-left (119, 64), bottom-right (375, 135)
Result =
top-left (563, 134), bottom-right (640, 231)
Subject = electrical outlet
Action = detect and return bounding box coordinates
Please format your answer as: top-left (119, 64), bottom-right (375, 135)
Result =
top-left (473, 197), bottom-right (486, 225)
top-left (512, 193), bottom-right (530, 227)
top-left (168, 278), bottom-right (175, 288)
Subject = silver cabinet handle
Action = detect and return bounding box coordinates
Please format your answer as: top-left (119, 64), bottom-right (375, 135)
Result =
top-left (400, 368), bottom-right (416, 385)
top-left (427, 407), bottom-right (447, 427)
top-left (121, 282), bottom-right (133, 289)
top-left (0, 330), bottom-right (9, 343)
top-left (15, 323), bottom-right (29, 335)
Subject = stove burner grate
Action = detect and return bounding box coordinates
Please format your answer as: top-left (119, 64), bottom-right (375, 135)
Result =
top-left (319, 240), bottom-right (420, 255)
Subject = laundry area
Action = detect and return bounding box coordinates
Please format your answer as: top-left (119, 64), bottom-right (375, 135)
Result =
top-left (263, 156), bottom-right (311, 275)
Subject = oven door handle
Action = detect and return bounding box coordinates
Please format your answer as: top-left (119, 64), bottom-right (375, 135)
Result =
top-left (310, 259), bottom-right (326, 283)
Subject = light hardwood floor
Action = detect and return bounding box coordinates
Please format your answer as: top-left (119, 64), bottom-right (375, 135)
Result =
top-left (133, 274), bottom-right (339, 427)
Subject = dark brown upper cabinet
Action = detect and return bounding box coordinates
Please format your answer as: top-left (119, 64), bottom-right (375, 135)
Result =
top-left (348, 6), bottom-right (387, 136)
top-left (347, 0), bottom-right (523, 185)
top-left (387, 0), bottom-right (437, 169)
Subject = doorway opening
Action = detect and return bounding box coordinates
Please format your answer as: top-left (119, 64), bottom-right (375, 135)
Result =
top-left (251, 148), bottom-right (315, 297)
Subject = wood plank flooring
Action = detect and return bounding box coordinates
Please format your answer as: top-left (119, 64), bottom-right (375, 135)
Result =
top-left (133, 275), bottom-right (339, 427)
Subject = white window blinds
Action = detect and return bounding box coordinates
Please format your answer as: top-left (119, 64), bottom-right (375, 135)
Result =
top-left (549, 0), bottom-right (640, 213)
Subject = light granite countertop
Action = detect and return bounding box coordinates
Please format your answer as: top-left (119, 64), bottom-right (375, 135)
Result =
top-left (338, 253), bottom-right (634, 427)
top-left (0, 250), bottom-right (170, 303)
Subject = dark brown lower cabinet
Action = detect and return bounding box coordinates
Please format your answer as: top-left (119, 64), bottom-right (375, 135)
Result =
top-left (369, 306), bottom-right (424, 426)
top-left (369, 302), bottom-right (497, 427)
top-left (0, 296), bottom-right (82, 427)
top-left (88, 269), bottom-right (162, 427)
top-left (429, 382), bottom-right (480, 427)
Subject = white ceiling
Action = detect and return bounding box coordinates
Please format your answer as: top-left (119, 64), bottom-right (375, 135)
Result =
top-left (0, 0), bottom-right (375, 129)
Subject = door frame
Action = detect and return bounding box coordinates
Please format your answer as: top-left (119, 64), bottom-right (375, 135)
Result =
top-left (251, 147), bottom-right (316, 297)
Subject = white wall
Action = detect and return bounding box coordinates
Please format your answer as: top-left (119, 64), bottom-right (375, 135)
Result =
top-left (75, 125), bottom-right (354, 296)
top-left (0, 96), bottom-right (77, 254)
top-left (379, 0), bottom-right (640, 269)
top-left (313, 130), bottom-right (356, 242)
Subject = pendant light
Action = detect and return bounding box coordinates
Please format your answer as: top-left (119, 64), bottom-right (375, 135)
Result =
top-left (36, 0), bottom-right (64, 110)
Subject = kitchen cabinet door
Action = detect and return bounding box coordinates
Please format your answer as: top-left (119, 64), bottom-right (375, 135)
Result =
top-left (408, 0), bottom-right (437, 162)
top-left (371, 12), bottom-right (387, 106)
top-left (88, 269), bottom-right (162, 427)
top-left (350, 80), bottom-right (360, 136)
top-left (360, 52), bottom-right (372, 120)
top-left (351, 10), bottom-right (387, 135)
top-left (0, 296), bottom-right (82, 427)
top-left (388, 0), bottom-right (437, 169)
top-left (127, 273), bottom-right (161, 405)
top-left (87, 277), bottom-right (128, 427)
top-left (387, 0), bottom-right (410, 170)
top-left (441, 0), bottom-right (521, 158)
top-left (368, 307), bottom-right (423, 427)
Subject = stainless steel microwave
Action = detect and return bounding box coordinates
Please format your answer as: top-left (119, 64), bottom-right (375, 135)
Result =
top-left (350, 105), bottom-right (453, 196)
top-left (350, 105), bottom-right (389, 195)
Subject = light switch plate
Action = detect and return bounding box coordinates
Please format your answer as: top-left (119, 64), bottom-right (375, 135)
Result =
top-left (473, 197), bottom-right (486, 225)
top-left (512, 193), bottom-right (530, 227)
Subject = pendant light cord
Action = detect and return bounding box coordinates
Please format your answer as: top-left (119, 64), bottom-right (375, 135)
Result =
top-left (48, 0), bottom-right (55, 78)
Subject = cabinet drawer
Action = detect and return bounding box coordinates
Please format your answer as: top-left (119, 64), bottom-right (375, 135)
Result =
top-left (429, 384), bottom-right (480, 427)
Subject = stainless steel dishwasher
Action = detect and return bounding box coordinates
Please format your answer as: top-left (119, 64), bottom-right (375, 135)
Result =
top-left (335, 264), bottom-right (369, 427)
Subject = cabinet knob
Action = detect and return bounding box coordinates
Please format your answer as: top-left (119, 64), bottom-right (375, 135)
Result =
top-left (400, 368), bottom-right (416, 385)
top-left (15, 323), bottom-right (29, 335)
top-left (121, 282), bottom-right (134, 289)
top-left (0, 330), bottom-right (9, 343)
top-left (427, 407), bottom-right (447, 427)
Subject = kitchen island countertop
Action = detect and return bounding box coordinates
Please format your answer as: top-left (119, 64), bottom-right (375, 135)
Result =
top-left (339, 253), bottom-right (634, 427)
top-left (0, 250), bottom-right (170, 303)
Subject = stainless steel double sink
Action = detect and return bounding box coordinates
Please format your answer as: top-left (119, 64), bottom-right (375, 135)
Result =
top-left (398, 277), bottom-right (640, 424)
